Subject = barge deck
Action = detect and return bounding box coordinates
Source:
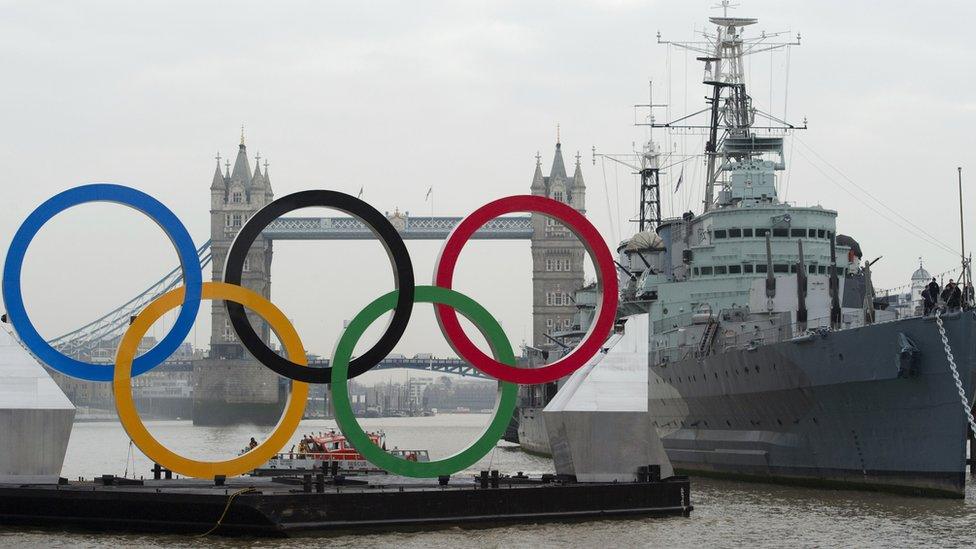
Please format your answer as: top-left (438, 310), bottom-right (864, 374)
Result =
top-left (0, 473), bottom-right (692, 536)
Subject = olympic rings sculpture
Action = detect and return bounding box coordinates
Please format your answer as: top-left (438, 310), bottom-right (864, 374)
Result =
top-left (2, 183), bottom-right (618, 479)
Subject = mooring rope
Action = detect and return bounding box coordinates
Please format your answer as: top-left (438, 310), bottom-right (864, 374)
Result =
top-left (198, 487), bottom-right (258, 537)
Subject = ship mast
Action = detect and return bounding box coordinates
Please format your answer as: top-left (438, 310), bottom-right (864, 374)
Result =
top-left (593, 80), bottom-right (669, 233)
top-left (656, 1), bottom-right (801, 212)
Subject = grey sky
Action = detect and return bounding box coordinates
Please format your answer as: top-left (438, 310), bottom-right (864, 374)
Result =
top-left (1, 0), bottom-right (974, 372)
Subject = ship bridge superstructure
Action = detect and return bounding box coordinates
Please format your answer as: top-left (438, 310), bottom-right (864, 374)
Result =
top-left (611, 4), bottom-right (878, 355)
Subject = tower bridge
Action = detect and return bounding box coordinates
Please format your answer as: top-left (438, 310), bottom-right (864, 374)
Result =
top-left (262, 215), bottom-right (534, 240)
top-left (160, 356), bottom-right (491, 380)
top-left (44, 132), bottom-right (588, 425)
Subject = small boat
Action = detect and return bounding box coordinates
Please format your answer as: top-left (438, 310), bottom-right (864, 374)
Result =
top-left (252, 430), bottom-right (430, 475)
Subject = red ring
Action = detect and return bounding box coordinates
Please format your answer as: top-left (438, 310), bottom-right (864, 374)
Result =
top-left (434, 195), bottom-right (618, 384)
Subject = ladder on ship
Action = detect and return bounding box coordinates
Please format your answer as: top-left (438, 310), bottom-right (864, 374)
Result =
top-left (696, 320), bottom-right (719, 359)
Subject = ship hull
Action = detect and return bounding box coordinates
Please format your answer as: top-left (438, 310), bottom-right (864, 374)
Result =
top-left (517, 406), bottom-right (552, 456)
top-left (520, 313), bottom-right (976, 497)
top-left (653, 312), bottom-right (975, 497)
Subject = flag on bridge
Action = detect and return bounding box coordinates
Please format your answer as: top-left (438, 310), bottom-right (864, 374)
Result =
top-left (674, 169), bottom-right (683, 193)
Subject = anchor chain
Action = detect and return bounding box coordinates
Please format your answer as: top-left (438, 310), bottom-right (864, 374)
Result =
top-left (934, 310), bottom-right (976, 435)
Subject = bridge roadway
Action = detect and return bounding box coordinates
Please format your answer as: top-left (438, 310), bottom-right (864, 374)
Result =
top-left (262, 215), bottom-right (533, 240)
top-left (48, 213), bottom-right (534, 363)
top-left (159, 356), bottom-right (490, 380)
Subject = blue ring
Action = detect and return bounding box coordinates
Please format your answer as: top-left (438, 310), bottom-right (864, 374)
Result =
top-left (1, 184), bottom-right (202, 381)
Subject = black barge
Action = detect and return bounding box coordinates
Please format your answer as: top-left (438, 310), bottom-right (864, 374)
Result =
top-left (0, 473), bottom-right (692, 536)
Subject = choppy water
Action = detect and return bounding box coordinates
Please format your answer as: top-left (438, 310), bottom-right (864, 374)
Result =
top-left (2, 414), bottom-right (975, 548)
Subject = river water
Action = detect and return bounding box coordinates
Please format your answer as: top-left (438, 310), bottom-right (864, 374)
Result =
top-left (2, 414), bottom-right (975, 548)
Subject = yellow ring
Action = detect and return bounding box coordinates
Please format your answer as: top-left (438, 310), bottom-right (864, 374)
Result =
top-left (113, 281), bottom-right (309, 479)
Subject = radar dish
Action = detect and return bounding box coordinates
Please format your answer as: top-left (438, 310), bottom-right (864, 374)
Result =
top-left (709, 17), bottom-right (758, 27)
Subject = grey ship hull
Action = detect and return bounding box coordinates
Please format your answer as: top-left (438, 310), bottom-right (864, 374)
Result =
top-left (517, 406), bottom-right (552, 456)
top-left (519, 313), bottom-right (976, 497)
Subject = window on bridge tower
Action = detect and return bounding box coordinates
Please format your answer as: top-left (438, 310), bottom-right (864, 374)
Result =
top-left (232, 213), bottom-right (243, 228)
top-left (553, 190), bottom-right (564, 202)
top-left (549, 292), bottom-right (567, 306)
top-left (232, 191), bottom-right (243, 203)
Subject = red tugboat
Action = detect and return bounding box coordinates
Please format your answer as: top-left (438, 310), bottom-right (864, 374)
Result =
top-left (253, 430), bottom-right (430, 475)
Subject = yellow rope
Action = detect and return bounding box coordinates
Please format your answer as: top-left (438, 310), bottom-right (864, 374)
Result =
top-left (198, 487), bottom-right (258, 537)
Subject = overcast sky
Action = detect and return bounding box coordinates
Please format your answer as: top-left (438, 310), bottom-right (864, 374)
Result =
top-left (1, 0), bottom-right (974, 378)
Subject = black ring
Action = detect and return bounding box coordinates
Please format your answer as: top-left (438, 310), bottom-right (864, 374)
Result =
top-left (223, 190), bottom-right (415, 383)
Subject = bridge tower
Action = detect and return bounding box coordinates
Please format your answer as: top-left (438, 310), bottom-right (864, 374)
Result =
top-left (530, 136), bottom-right (586, 349)
top-left (194, 132), bottom-right (282, 426)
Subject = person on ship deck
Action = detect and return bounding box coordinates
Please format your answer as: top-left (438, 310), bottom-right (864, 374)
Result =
top-left (927, 278), bottom-right (941, 307)
top-left (922, 287), bottom-right (935, 316)
top-left (942, 280), bottom-right (962, 312)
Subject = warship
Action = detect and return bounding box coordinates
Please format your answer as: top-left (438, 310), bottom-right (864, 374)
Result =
top-left (514, 4), bottom-right (976, 497)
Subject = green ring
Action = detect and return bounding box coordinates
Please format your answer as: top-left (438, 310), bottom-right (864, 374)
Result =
top-left (329, 285), bottom-right (518, 478)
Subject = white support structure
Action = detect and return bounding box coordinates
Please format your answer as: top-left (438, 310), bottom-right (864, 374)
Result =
top-left (0, 328), bottom-right (74, 480)
top-left (544, 315), bottom-right (674, 482)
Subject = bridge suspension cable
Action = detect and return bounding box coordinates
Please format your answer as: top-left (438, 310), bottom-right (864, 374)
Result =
top-left (47, 240), bottom-right (213, 359)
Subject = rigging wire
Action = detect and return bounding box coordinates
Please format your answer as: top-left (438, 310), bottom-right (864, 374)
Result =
top-left (794, 136), bottom-right (958, 255)
top-left (614, 162), bottom-right (622, 243)
top-left (783, 45), bottom-right (792, 122)
top-left (667, 44), bottom-right (673, 220)
top-left (779, 44), bottom-right (794, 199)
top-left (792, 147), bottom-right (958, 257)
top-left (769, 48), bottom-right (774, 118)
top-left (783, 132), bottom-right (796, 200)
top-left (600, 157), bottom-right (618, 243)
top-left (121, 439), bottom-right (134, 479)
top-left (877, 264), bottom-right (963, 295)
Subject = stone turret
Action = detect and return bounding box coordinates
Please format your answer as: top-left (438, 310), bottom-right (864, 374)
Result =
top-left (571, 153), bottom-right (586, 212)
top-left (531, 153), bottom-right (545, 194)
